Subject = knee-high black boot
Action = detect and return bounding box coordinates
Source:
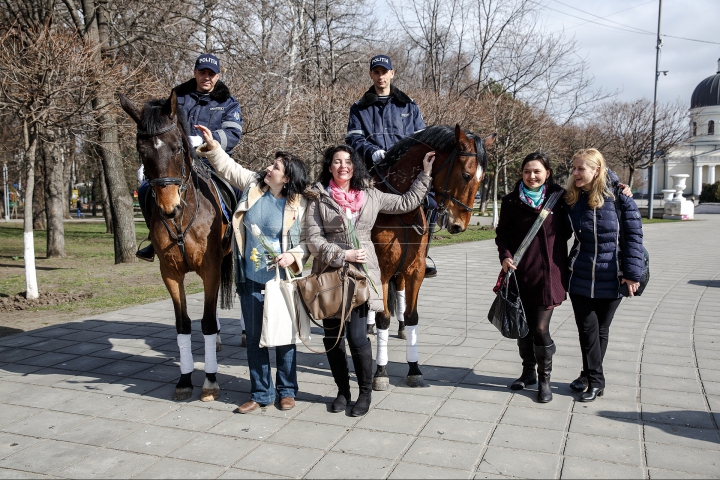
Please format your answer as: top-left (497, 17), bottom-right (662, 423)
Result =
top-left (324, 337), bottom-right (351, 413)
top-left (510, 335), bottom-right (537, 390)
top-left (349, 342), bottom-right (373, 417)
top-left (535, 342), bottom-right (556, 403)
top-left (136, 185), bottom-right (155, 262)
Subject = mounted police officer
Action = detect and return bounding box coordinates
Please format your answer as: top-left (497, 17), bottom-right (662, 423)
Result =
top-left (137, 53), bottom-right (242, 261)
top-left (346, 54), bottom-right (438, 338)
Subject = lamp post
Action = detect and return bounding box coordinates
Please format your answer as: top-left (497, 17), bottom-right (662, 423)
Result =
top-left (647, 0), bottom-right (663, 219)
top-left (3, 163), bottom-right (9, 222)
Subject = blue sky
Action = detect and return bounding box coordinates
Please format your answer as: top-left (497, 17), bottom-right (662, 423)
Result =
top-left (538, 0), bottom-right (719, 105)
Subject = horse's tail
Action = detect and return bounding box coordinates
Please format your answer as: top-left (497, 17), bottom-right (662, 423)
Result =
top-left (387, 277), bottom-right (397, 316)
top-left (220, 252), bottom-right (234, 310)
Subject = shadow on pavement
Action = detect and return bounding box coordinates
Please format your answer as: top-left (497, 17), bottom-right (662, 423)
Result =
top-left (687, 279), bottom-right (720, 288)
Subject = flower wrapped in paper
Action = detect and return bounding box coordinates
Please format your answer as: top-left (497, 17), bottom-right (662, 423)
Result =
top-left (247, 223), bottom-right (295, 278)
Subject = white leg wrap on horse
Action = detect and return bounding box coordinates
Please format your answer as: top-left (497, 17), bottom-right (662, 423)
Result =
top-left (406, 325), bottom-right (419, 363)
top-left (239, 310), bottom-right (245, 330)
top-left (367, 310), bottom-right (376, 325)
top-left (376, 329), bottom-right (389, 366)
top-left (177, 334), bottom-right (194, 374)
top-left (396, 289), bottom-right (406, 319)
top-left (204, 334), bottom-right (218, 374)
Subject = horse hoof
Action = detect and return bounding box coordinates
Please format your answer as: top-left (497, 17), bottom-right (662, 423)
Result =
top-left (241, 334), bottom-right (247, 348)
top-left (216, 336), bottom-right (223, 352)
top-left (200, 379), bottom-right (220, 402)
top-left (407, 375), bottom-right (424, 388)
top-left (397, 330), bottom-right (406, 340)
top-left (173, 387), bottom-right (193, 401)
top-left (201, 388), bottom-right (220, 402)
top-left (373, 376), bottom-right (390, 391)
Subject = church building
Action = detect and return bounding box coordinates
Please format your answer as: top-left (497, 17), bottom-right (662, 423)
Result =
top-left (645, 59), bottom-right (720, 196)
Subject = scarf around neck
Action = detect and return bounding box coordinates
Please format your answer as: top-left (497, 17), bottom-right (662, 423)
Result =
top-left (329, 179), bottom-right (365, 214)
top-left (519, 182), bottom-right (546, 210)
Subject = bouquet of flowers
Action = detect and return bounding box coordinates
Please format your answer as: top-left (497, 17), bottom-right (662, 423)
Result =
top-left (345, 209), bottom-right (379, 296)
top-left (247, 223), bottom-right (295, 278)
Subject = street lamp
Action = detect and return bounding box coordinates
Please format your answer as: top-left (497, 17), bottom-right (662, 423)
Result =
top-left (647, 0), bottom-right (664, 219)
top-left (3, 163), bottom-right (8, 222)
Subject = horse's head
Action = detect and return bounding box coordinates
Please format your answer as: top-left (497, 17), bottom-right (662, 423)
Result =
top-left (119, 90), bottom-right (189, 219)
top-left (433, 125), bottom-right (495, 234)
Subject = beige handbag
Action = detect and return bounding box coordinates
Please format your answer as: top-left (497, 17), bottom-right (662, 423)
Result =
top-left (294, 252), bottom-right (370, 352)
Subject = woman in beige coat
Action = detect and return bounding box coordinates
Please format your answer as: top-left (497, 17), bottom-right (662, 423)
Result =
top-left (305, 144), bottom-right (434, 416)
top-left (196, 125), bottom-right (313, 414)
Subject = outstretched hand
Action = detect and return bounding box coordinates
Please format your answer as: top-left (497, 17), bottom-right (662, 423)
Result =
top-left (423, 151), bottom-right (436, 175)
top-left (194, 124), bottom-right (218, 151)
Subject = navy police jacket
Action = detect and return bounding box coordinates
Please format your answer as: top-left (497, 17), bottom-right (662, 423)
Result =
top-left (174, 79), bottom-right (242, 154)
top-left (566, 183), bottom-right (644, 299)
top-left (346, 85), bottom-right (425, 167)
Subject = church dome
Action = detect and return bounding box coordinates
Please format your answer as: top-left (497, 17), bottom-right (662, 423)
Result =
top-left (690, 59), bottom-right (720, 109)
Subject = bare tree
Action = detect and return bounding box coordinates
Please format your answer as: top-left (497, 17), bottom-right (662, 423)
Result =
top-left (597, 98), bottom-right (687, 188)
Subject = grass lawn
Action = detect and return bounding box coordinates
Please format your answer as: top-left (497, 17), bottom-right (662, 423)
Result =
top-left (0, 222), bottom-right (203, 332)
top-left (642, 218), bottom-right (676, 224)
top-left (432, 225), bottom-right (496, 246)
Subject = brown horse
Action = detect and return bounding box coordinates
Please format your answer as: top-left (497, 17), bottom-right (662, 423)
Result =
top-left (119, 91), bottom-right (233, 401)
top-left (371, 125), bottom-right (495, 389)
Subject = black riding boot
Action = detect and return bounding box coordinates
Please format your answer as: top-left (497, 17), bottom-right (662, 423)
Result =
top-left (424, 216), bottom-right (438, 278)
top-left (350, 342), bottom-right (373, 417)
top-left (535, 342), bottom-right (556, 403)
top-left (136, 184), bottom-right (156, 262)
top-left (510, 335), bottom-right (537, 390)
top-left (323, 337), bottom-right (351, 413)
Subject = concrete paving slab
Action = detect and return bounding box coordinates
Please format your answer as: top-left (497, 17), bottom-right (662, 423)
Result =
top-left (489, 424), bottom-right (564, 454)
top-left (563, 432), bottom-right (643, 466)
top-left (57, 449), bottom-right (157, 479)
top-left (332, 429), bottom-right (412, 459)
top-left (305, 451), bottom-right (393, 479)
top-left (0, 439), bottom-right (98, 475)
top-left (389, 462), bottom-right (470, 479)
top-left (167, 432), bottom-right (259, 466)
top-left (135, 457), bottom-right (224, 479)
top-left (645, 442), bottom-right (720, 477)
top-left (477, 446), bottom-right (558, 478)
top-left (237, 442), bottom-right (324, 477)
top-left (559, 457), bottom-right (643, 479)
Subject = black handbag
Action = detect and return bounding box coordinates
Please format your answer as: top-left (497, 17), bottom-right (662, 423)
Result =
top-left (614, 189), bottom-right (650, 297)
top-left (488, 270), bottom-right (528, 339)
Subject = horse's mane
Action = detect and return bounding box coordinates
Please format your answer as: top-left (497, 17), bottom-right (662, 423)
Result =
top-left (378, 125), bottom-right (486, 172)
top-left (140, 99), bottom-right (198, 161)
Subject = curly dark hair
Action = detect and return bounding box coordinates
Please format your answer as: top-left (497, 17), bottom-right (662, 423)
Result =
top-left (317, 145), bottom-right (372, 191)
top-left (259, 151), bottom-right (310, 202)
top-left (520, 151), bottom-right (555, 186)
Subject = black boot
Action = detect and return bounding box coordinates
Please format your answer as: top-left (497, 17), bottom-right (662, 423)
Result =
top-left (510, 336), bottom-right (537, 390)
top-left (136, 243), bottom-right (155, 262)
top-left (534, 343), bottom-right (556, 403)
top-left (323, 337), bottom-right (351, 413)
top-left (350, 342), bottom-right (373, 417)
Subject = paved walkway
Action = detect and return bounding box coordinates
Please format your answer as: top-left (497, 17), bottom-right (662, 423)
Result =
top-left (0, 216), bottom-right (719, 479)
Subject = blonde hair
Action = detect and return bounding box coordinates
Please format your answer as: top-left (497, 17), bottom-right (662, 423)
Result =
top-left (565, 148), bottom-right (614, 209)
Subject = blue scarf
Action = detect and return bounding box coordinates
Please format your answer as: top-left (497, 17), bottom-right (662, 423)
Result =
top-left (519, 183), bottom-right (546, 210)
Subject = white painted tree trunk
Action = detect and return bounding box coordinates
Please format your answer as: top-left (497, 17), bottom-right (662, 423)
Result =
top-left (23, 121), bottom-right (39, 300)
top-left (24, 231), bottom-right (38, 299)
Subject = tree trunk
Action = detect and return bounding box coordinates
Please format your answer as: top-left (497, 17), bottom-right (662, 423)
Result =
top-left (492, 164), bottom-right (500, 228)
top-left (43, 128), bottom-right (66, 258)
top-left (99, 166), bottom-right (113, 233)
top-left (480, 175), bottom-right (490, 213)
top-left (628, 167), bottom-right (635, 190)
top-left (33, 148), bottom-right (46, 230)
top-left (503, 163), bottom-right (508, 195)
top-left (22, 121), bottom-right (39, 299)
top-left (63, 149), bottom-right (72, 219)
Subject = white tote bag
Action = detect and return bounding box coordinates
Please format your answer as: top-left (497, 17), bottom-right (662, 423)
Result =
top-left (260, 268), bottom-right (298, 348)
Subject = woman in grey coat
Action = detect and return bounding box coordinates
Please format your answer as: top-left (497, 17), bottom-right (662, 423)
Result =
top-left (305, 144), bottom-right (434, 416)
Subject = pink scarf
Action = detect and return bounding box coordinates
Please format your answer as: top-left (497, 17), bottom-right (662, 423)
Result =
top-left (329, 179), bottom-right (365, 214)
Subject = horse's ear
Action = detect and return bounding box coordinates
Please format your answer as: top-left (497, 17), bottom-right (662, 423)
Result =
top-left (454, 124), bottom-right (472, 150)
top-left (162, 90), bottom-right (178, 119)
top-left (118, 93), bottom-right (141, 125)
top-left (483, 133), bottom-right (497, 149)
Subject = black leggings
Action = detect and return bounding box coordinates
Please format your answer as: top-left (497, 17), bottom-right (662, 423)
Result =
top-left (322, 302), bottom-right (369, 350)
top-left (525, 305), bottom-right (554, 347)
top-left (570, 294), bottom-right (622, 389)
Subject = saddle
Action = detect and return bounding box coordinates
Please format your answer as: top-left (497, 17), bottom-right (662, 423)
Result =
top-left (208, 171), bottom-right (238, 223)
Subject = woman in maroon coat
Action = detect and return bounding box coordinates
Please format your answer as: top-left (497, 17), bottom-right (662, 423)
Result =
top-left (495, 152), bottom-right (572, 403)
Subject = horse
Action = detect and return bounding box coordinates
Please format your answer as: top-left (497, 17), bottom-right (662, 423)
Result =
top-left (370, 124), bottom-right (495, 389)
top-left (119, 90), bottom-right (234, 402)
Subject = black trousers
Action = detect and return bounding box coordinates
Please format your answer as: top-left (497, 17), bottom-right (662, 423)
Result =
top-left (322, 302), bottom-right (370, 349)
top-left (569, 294), bottom-right (622, 389)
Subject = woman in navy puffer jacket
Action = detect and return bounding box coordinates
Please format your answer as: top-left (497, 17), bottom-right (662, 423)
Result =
top-left (565, 148), bottom-right (644, 402)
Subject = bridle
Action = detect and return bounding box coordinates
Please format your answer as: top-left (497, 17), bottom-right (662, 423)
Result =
top-left (137, 120), bottom-right (199, 269)
top-left (375, 140), bottom-right (485, 230)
